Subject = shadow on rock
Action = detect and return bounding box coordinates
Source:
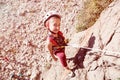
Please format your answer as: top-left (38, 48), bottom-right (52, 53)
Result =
top-left (71, 48), bottom-right (87, 70)
top-left (68, 34), bottom-right (96, 72)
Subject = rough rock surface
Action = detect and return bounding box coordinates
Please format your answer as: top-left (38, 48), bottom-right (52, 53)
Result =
top-left (0, 0), bottom-right (120, 80)
top-left (68, 0), bottom-right (120, 80)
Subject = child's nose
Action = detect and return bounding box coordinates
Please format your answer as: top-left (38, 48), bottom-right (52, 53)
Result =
top-left (56, 26), bottom-right (60, 29)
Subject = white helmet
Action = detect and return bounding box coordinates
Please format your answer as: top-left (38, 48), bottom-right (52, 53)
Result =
top-left (43, 11), bottom-right (61, 27)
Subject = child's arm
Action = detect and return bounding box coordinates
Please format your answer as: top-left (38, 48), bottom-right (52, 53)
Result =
top-left (47, 40), bottom-right (57, 61)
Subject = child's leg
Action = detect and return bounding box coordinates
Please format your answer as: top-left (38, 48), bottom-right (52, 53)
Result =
top-left (55, 51), bottom-right (67, 67)
top-left (55, 51), bottom-right (75, 78)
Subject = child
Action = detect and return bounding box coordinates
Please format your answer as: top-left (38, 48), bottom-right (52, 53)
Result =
top-left (44, 11), bottom-right (74, 77)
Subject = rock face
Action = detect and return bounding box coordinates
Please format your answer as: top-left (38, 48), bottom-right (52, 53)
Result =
top-left (0, 0), bottom-right (120, 80)
top-left (68, 0), bottom-right (120, 80)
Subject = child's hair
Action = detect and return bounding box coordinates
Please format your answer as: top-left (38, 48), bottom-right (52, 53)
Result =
top-left (43, 11), bottom-right (61, 27)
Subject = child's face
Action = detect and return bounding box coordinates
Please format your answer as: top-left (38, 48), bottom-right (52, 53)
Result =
top-left (48, 17), bottom-right (61, 34)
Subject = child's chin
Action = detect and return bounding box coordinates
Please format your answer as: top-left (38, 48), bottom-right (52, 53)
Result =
top-left (54, 31), bottom-right (59, 34)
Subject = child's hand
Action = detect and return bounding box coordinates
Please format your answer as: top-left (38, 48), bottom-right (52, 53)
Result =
top-left (64, 39), bottom-right (70, 44)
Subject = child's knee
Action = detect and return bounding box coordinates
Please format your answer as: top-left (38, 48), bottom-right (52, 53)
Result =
top-left (59, 53), bottom-right (66, 59)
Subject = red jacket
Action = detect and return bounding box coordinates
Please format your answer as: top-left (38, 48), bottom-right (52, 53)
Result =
top-left (47, 31), bottom-right (67, 53)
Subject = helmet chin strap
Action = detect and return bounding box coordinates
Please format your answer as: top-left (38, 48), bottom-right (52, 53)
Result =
top-left (48, 29), bottom-right (57, 34)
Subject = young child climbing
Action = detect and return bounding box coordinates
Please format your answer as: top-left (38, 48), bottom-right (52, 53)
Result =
top-left (44, 11), bottom-right (74, 77)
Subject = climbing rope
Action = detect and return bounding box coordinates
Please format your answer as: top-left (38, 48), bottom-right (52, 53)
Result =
top-left (67, 44), bottom-right (120, 56)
